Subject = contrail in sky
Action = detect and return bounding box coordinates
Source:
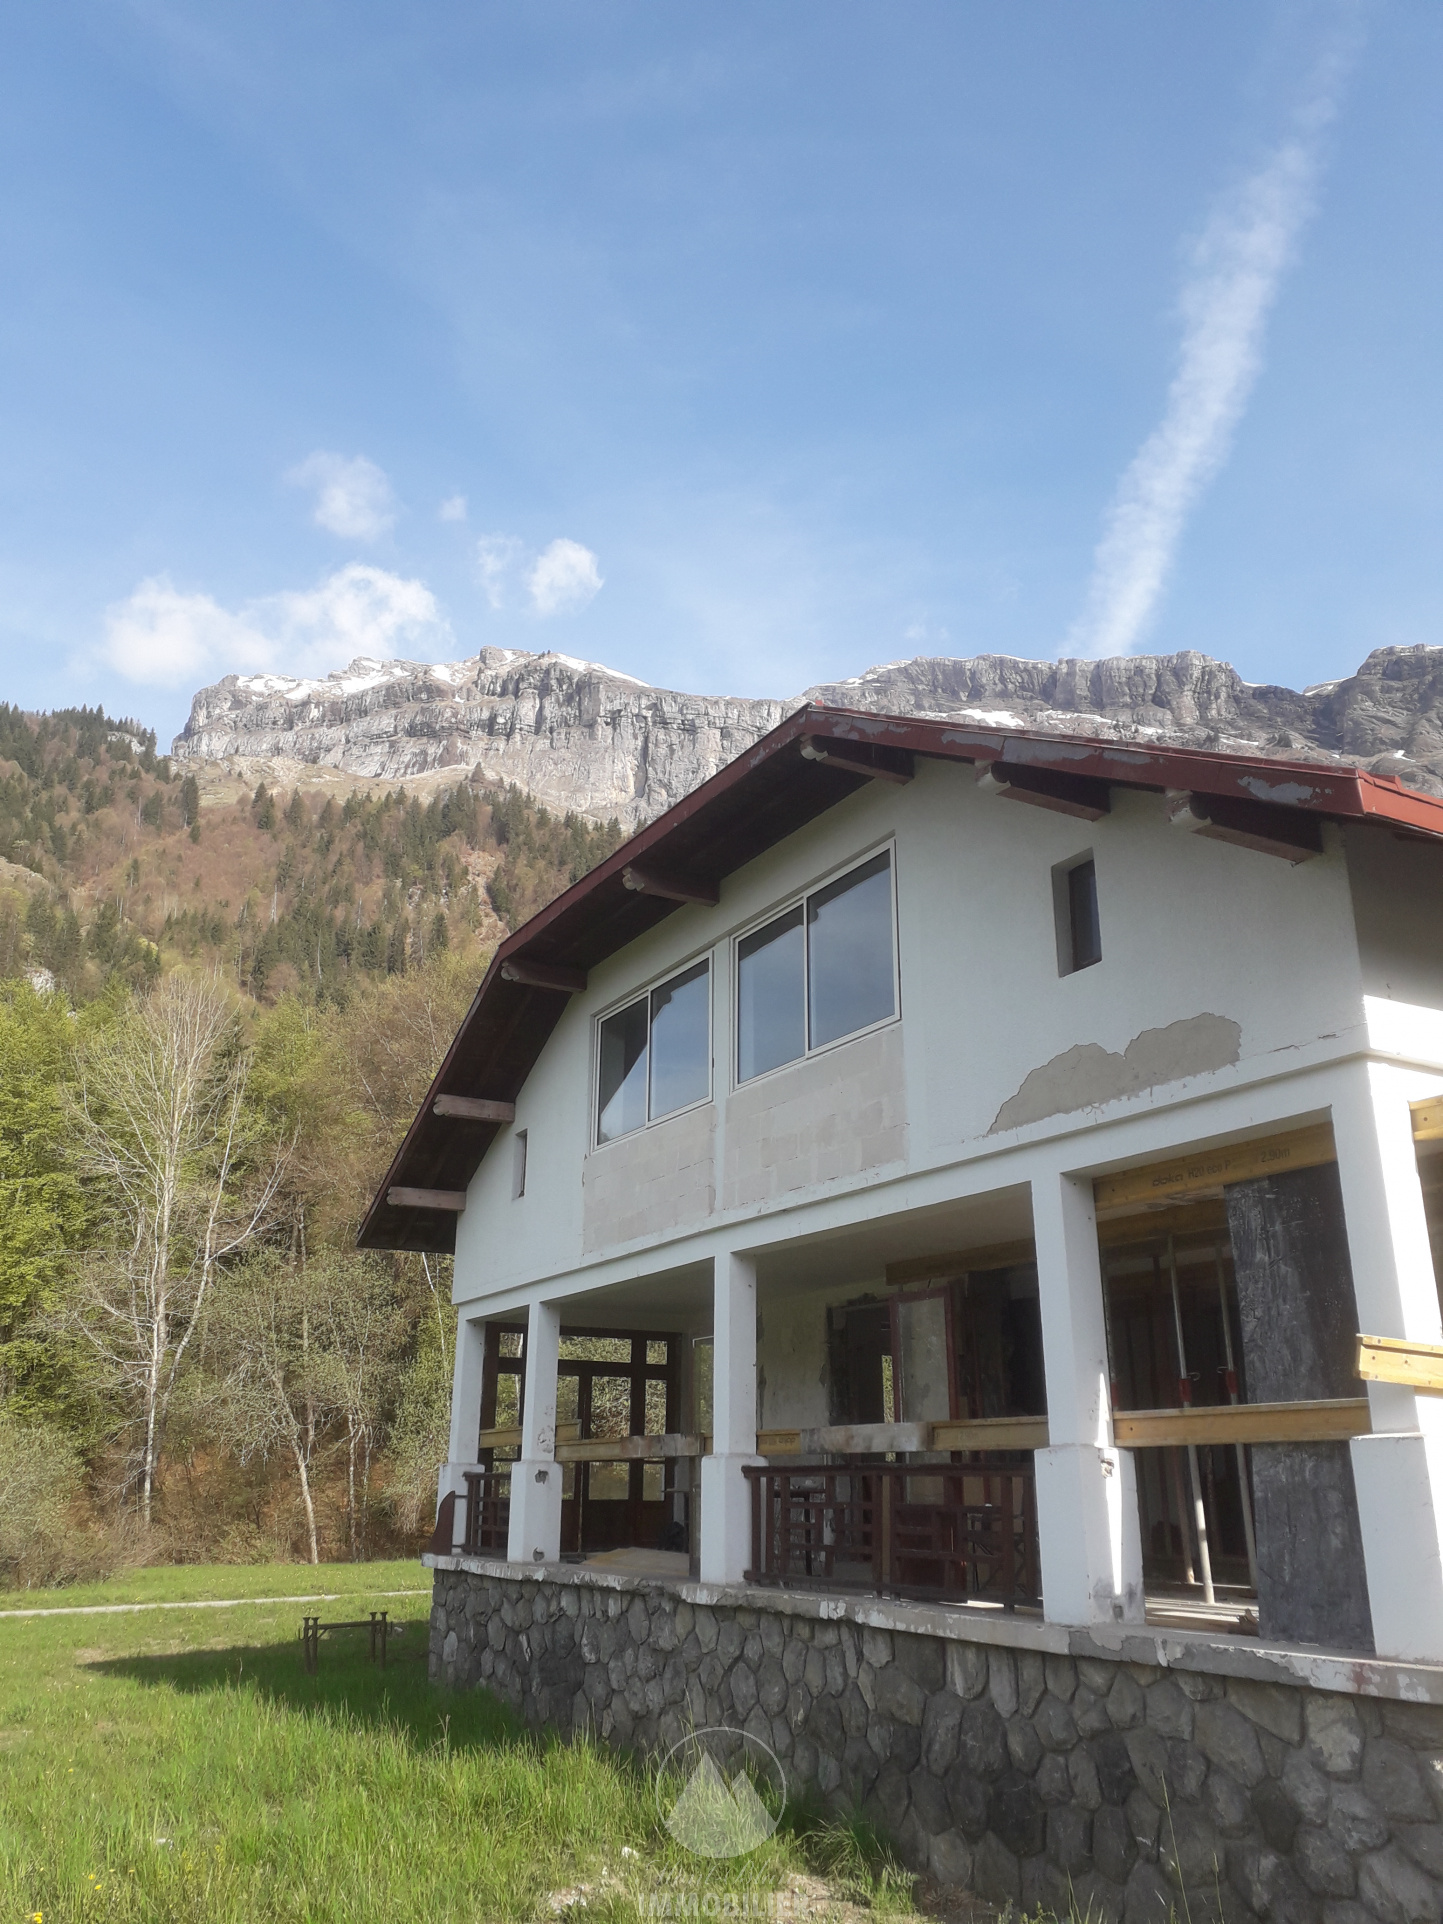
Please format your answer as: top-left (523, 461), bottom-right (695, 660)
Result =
top-left (1068, 11), bottom-right (1366, 661)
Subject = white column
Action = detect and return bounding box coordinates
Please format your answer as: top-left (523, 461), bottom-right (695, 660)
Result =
top-left (1031, 1169), bottom-right (1144, 1625)
top-left (437, 1314), bottom-right (487, 1550)
top-left (700, 1251), bottom-right (761, 1584)
top-left (1332, 1060), bottom-right (1443, 1661)
top-left (506, 1298), bottom-right (564, 1565)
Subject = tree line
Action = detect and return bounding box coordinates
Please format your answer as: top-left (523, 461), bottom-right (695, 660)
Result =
top-left (0, 952), bottom-right (488, 1584)
top-left (0, 700), bottom-right (629, 1584)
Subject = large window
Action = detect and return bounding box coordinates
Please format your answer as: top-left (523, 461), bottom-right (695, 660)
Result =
top-left (736, 850), bottom-right (896, 1083)
top-left (596, 960), bottom-right (710, 1144)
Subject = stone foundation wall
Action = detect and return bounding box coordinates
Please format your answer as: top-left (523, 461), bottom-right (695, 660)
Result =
top-left (430, 1565), bottom-right (1443, 1924)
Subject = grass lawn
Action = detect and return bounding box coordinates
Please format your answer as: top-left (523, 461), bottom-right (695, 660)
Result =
top-left (0, 1564), bottom-right (923, 1923)
top-left (0, 1558), bottom-right (428, 1613)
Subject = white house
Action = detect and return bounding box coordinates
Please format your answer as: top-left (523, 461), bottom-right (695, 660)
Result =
top-left (362, 705), bottom-right (1443, 1914)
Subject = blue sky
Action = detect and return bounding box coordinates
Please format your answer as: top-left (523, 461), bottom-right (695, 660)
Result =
top-left (2, 1), bottom-right (1440, 747)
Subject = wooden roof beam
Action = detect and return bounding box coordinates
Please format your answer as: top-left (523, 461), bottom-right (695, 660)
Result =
top-left (621, 864), bottom-right (719, 906)
top-left (432, 1095), bottom-right (516, 1123)
top-left (388, 1186), bottom-right (467, 1211)
top-left (1168, 792), bottom-right (1322, 862)
top-left (977, 759), bottom-right (1111, 821)
top-left (499, 958), bottom-right (588, 993)
top-left (800, 736), bottom-right (914, 784)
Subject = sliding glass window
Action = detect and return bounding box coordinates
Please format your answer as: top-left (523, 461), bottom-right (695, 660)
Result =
top-left (596, 960), bottom-right (710, 1144)
top-left (736, 849), bottom-right (896, 1084)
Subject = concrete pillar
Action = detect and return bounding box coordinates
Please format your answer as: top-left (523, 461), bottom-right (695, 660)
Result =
top-left (1031, 1170), bottom-right (1144, 1625)
top-left (437, 1314), bottom-right (487, 1549)
top-left (700, 1251), bottom-right (760, 1584)
top-left (1332, 1060), bottom-right (1443, 1661)
top-left (506, 1298), bottom-right (563, 1565)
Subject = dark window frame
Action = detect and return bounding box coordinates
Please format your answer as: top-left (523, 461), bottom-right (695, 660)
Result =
top-left (733, 843), bottom-right (900, 1088)
top-left (1052, 852), bottom-right (1102, 976)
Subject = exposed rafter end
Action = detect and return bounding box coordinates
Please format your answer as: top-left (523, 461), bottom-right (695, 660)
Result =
top-left (800, 736), bottom-right (914, 784)
top-left (388, 1186), bottom-right (467, 1212)
top-left (1168, 792), bottom-right (1322, 863)
top-left (976, 760), bottom-right (1110, 821)
top-left (621, 864), bottom-right (719, 906)
top-left (433, 1095), bottom-right (516, 1124)
top-left (500, 958), bottom-right (588, 993)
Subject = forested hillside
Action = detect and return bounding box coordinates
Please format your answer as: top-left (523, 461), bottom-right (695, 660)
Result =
top-left (0, 699), bottom-right (624, 1002)
top-left (0, 701), bottom-right (626, 1584)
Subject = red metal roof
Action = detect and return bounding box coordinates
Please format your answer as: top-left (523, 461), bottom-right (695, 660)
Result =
top-left (358, 704), bottom-right (1443, 1252)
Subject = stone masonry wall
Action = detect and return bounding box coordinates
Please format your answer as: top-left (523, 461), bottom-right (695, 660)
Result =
top-left (430, 1566), bottom-right (1443, 1924)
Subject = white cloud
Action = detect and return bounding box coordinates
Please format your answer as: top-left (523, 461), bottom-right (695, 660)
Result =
top-left (439, 494), bottom-right (468, 523)
top-left (104, 577), bottom-right (267, 687)
top-left (472, 532), bottom-right (604, 617)
top-left (475, 533), bottom-right (525, 609)
top-left (527, 537), bottom-right (604, 617)
top-left (287, 450), bottom-right (398, 540)
top-left (1068, 13), bottom-right (1363, 660)
top-left (103, 564), bottom-right (453, 688)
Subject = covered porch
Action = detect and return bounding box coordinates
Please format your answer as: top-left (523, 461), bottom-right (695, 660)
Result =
top-left (437, 1069), bottom-right (1443, 1663)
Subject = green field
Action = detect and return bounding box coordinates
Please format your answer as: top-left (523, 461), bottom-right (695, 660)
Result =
top-left (0, 1564), bottom-right (919, 1923)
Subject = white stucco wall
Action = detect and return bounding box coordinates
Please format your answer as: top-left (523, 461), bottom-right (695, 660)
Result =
top-left (449, 759), bottom-right (1443, 1311)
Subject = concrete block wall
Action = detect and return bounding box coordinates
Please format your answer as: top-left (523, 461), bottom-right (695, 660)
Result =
top-left (581, 1101), bottom-right (716, 1252)
top-left (430, 1564), bottom-right (1443, 1924)
top-left (720, 1024), bottom-right (907, 1210)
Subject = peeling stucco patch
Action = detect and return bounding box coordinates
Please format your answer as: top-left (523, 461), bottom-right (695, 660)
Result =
top-left (988, 1013), bottom-right (1242, 1133)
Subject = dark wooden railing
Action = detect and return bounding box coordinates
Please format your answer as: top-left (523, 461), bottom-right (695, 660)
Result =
top-left (744, 1460), bottom-right (1038, 1606)
top-left (462, 1468), bottom-right (511, 1555)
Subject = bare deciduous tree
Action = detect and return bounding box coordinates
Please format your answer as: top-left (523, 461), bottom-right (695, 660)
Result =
top-left (211, 1252), bottom-right (343, 1563)
top-left (61, 972), bottom-right (289, 1525)
top-left (308, 1252), bottom-right (406, 1560)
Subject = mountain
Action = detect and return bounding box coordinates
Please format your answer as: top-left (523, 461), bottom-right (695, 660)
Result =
top-left (172, 642), bottom-right (1443, 823)
top-left (173, 650), bottom-right (791, 828)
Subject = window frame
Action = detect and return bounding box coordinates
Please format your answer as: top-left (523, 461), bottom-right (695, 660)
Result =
top-left (1052, 851), bottom-right (1102, 977)
top-left (591, 953), bottom-right (714, 1150)
top-left (732, 841), bottom-right (901, 1089)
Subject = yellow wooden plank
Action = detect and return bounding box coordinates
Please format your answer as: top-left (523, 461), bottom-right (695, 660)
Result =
top-left (555, 1433), bottom-right (702, 1462)
top-left (1112, 1398), bottom-right (1371, 1447)
top-left (1356, 1334), bottom-right (1443, 1393)
top-left (1093, 1124), bottom-right (1335, 1219)
top-left (932, 1416), bottom-right (1050, 1452)
top-left (476, 1427), bottom-right (702, 1460)
top-left (759, 1417), bottom-right (1049, 1456)
top-left (1410, 1099), bottom-right (1443, 1145)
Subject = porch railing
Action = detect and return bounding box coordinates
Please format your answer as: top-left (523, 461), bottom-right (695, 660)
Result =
top-left (744, 1460), bottom-right (1039, 1606)
top-left (461, 1467), bottom-right (511, 1555)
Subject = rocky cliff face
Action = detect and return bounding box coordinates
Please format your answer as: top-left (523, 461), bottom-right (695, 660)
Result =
top-left (173, 642), bottom-right (1443, 824)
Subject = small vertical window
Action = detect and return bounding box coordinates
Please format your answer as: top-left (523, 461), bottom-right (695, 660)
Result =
top-left (1055, 855), bottom-right (1102, 974)
top-left (512, 1129), bottom-right (528, 1199)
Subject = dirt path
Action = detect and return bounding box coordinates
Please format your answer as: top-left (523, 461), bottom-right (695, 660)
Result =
top-left (0, 1588), bottom-right (431, 1621)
